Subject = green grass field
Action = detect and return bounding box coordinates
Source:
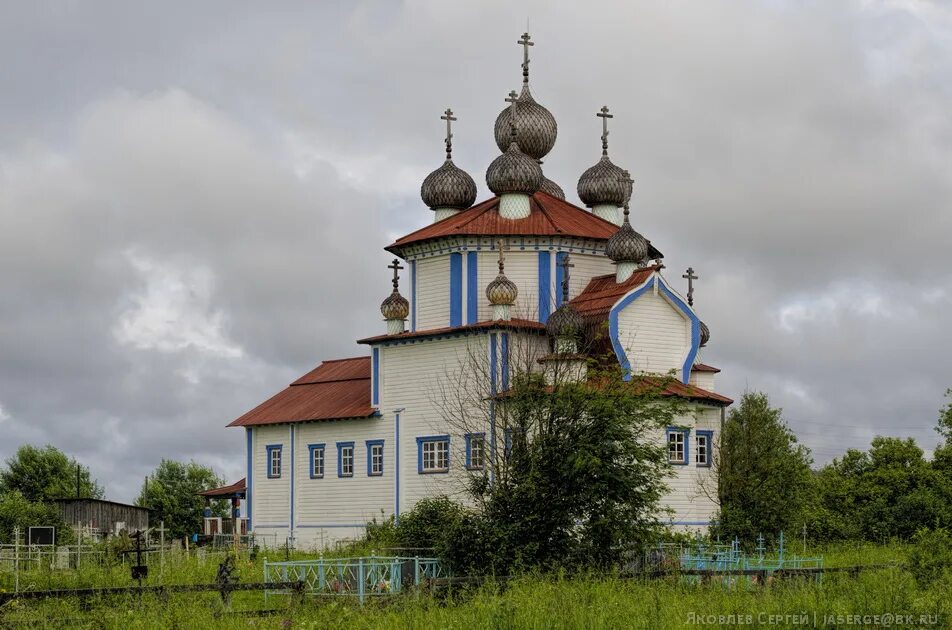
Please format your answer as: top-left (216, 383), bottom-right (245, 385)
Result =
top-left (1, 543), bottom-right (948, 629)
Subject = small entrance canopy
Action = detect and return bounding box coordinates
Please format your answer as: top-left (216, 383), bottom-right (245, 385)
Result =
top-left (198, 478), bottom-right (246, 500)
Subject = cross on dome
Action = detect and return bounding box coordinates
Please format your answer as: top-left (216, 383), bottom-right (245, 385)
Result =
top-left (597, 106), bottom-right (613, 157)
top-left (682, 267), bottom-right (698, 306)
top-left (517, 32), bottom-right (534, 84)
top-left (441, 108), bottom-right (456, 160)
top-left (496, 239), bottom-right (507, 273)
top-left (558, 254), bottom-right (574, 302)
top-left (388, 258), bottom-right (404, 290)
top-left (505, 90), bottom-right (519, 139)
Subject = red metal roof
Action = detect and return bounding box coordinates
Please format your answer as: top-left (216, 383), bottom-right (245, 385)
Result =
top-left (569, 267), bottom-right (659, 319)
top-left (692, 363), bottom-right (721, 373)
top-left (228, 357), bottom-right (375, 427)
top-left (388, 192), bottom-right (662, 258)
top-left (357, 319), bottom-right (546, 345)
top-left (198, 478), bottom-right (246, 497)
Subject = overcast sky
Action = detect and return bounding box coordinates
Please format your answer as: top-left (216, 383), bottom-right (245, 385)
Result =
top-left (1, 0), bottom-right (950, 502)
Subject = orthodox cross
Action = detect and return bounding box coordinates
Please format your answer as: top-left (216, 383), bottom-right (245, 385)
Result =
top-left (496, 239), bottom-right (507, 273)
top-left (517, 32), bottom-right (533, 83)
top-left (597, 105), bottom-right (613, 156)
top-left (388, 258), bottom-right (404, 291)
top-left (441, 108), bottom-right (456, 160)
top-left (682, 267), bottom-right (698, 306)
top-left (619, 170), bottom-right (634, 219)
top-left (558, 254), bottom-right (574, 303)
top-left (505, 90), bottom-right (519, 140)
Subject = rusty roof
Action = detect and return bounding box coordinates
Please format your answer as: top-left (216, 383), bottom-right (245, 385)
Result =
top-left (198, 478), bottom-right (246, 497)
top-left (569, 267), bottom-right (659, 319)
top-left (228, 356), bottom-right (376, 427)
top-left (357, 319), bottom-right (546, 345)
top-left (692, 363), bottom-right (721, 373)
top-left (387, 192), bottom-right (662, 258)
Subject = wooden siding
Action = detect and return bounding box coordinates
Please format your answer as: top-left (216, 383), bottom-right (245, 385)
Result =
top-left (659, 405), bottom-right (721, 526)
top-left (55, 500), bottom-right (149, 535)
top-left (251, 425), bottom-right (291, 528)
top-left (689, 370), bottom-right (716, 391)
top-left (616, 289), bottom-right (692, 376)
top-left (415, 256), bottom-right (450, 329)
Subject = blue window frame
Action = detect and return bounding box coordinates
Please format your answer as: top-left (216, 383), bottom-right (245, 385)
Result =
top-left (266, 444), bottom-right (282, 479)
top-left (695, 430), bottom-right (713, 467)
top-left (366, 439), bottom-right (385, 476)
top-left (308, 443), bottom-right (325, 479)
top-left (465, 433), bottom-right (486, 470)
top-left (416, 435), bottom-right (450, 474)
top-left (503, 426), bottom-right (526, 461)
top-left (667, 428), bottom-right (690, 465)
top-left (337, 441), bottom-right (355, 478)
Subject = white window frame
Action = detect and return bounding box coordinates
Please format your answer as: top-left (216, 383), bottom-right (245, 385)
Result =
top-left (667, 429), bottom-right (689, 465)
top-left (418, 436), bottom-right (450, 473)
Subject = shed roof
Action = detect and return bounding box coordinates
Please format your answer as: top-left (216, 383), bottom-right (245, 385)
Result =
top-left (227, 357), bottom-right (376, 427)
top-left (198, 478), bottom-right (246, 498)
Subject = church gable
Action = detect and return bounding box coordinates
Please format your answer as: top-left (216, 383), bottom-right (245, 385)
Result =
top-left (608, 275), bottom-right (700, 383)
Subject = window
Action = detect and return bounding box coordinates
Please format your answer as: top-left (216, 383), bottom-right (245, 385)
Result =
top-left (337, 442), bottom-right (355, 477)
top-left (667, 428), bottom-right (689, 465)
top-left (366, 440), bottom-right (384, 476)
top-left (309, 444), bottom-right (325, 478)
top-left (465, 433), bottom-right (486, 470)
top-left (266, 445), bottom-right (282, 478)
top-left (503, 426), bottom-right (526, 461)
top-left (696, 431), bottom-right (713, 467)
top-left (417, 436), bottom-right (450, 473)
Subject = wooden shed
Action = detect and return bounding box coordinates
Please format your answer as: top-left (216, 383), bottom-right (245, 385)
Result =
top-left (54, 498), bottom-right (150, 537)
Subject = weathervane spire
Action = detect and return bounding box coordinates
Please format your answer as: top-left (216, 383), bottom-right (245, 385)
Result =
top-left (517, 32), bottom-right (534, 84)
top-left (441, 108), bottom-right (456, 161)
top-left (597, 106), bottom-right (613, 157)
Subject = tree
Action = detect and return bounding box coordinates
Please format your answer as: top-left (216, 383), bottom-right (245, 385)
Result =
top-left (0, 490), bottom-right (72, 545)
top-left (136, 460), bottom-right (226, 539)
top-left (441, 364), bottom-right (683, 575)
top-left (937, 389), bottom-right (952, 442)
top-left (714, 392), bottom-right (812, 542)
top-left (0, 444), bottom-right (103, 503)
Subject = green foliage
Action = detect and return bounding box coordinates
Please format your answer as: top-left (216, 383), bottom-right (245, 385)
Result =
top-left (0, 490), bottom-right (72, 544)
top-left (442, 364), bottom-right (680, 575)
top-left (907, 528), bottom-right (952, 587)
top-left (807, 437), bottom-right (952, 542)
top-left (135, 459), bottom-right (226, 539)
top-left (393, 496), bottom-right (464, 555)
top-left (0, 444), bottom-right (103, 503)
top-left (937, 389), bottom-right (952, 442)
top-left (715, 392), bottom-right (813, 542)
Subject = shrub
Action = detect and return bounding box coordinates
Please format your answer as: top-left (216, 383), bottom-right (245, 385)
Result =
top-left (395, 496), bottom-right (463, 555)
top-left (907, 528), bottom-right (952, 587)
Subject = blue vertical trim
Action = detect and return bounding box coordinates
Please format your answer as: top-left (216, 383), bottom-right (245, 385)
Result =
top-left (449, 252), bottom-right (463, 326)
top-left (500, 333), bottom-right (509, 391)
top-left (371, 347), bottom-right (380, 405)
top-left (489, 334), bottom-right (498, 396)
top-left (366, 439), bottom-right (385, 476)
top-left (410, 260), bottom-right (417, 332)
top-left (394, 412), bottom-right (401, 523)
top-left (538, 251), bottom-right (551, 322)
top-left (289, 426), bottom-right (295, 536)
top-left (555, 252), bottom-right (567, 307)
top-left (245, 428), bottom-right (252, 530)
top-left (607, 275), bottom-right (657, 382)
top-left (466, 251), bottom-right (478, 324)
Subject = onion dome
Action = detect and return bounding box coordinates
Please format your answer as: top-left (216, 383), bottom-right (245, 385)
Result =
top-left (380, 259), bottom-right (410, 320)
top-left (606, 174), bottom-right (649, 264)
top-left (421, 160), bottom-right (477, 210)
top-left (540, 176), bottom-right (564, 199)
top-left (380, 290), bottom-right (409, 320)
top-left (421, 108), bottom-right (477, 211)
top-left (546, 303), bottom-right (584, 339)
top-left (487, 242), bottom-right (518, 305)
top-left (577, 106), bottom-right (630, 208)
top-left (699, 320), bottom-right (710, 348)
top-left (488, 92), bottom-right (544, 197)
top-left (493, 85), bottom-right (557, 160)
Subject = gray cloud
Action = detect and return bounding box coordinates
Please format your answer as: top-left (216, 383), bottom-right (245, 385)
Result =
top-left (1, 0), bottom-right (950, 500)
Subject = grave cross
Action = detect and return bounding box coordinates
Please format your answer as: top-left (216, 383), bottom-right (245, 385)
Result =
top-left (682, 267), bottom-right (698, 306)
top-left (441, 108), bottom-right (456, 160)
top-left (517, 32), bottom-right (534, 83)
top-left (388, 259), bottom-right (404, 291)
top-left (558, 254), bottom-right (574, 303)
top-left (597, 106), bottom-right (613, 156)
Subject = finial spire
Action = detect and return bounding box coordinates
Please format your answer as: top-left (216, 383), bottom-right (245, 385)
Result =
top-left (517, 32), bottom-right (534, 84)
top-left (496, 239), bottom-right (506, 273)
top-left (505, 90), bottom-right (519, 141)
top-left (388, 258), bottom-right (404, 292)
top-left (558, 254), bottom-right (574, 303)
top-left (597, 106), bottom-right (613, 156)
top-left (620, 170), bottom-right (634, 222)
top-left (441, 108), bottom-right (456, 160)
top-left (682, 267), bottom-right (698, 306)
